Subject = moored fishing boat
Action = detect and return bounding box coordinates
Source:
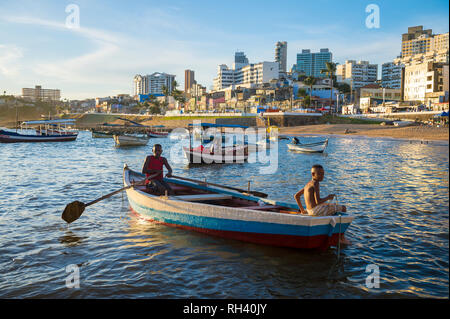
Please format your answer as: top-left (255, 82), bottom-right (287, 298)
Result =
top-left (287, 139), bottom-right (328, 153)
top-left (123, 165), bottom-right (354, 250)
top-left (0, 119), bottom-right (78, 143)
top-left (147, 125), bottom-right (169, 138)
top-left (184, 123), bottom-right (250, 164)
top-left (113, 134), bottom-right (150, 147)
top-left (91, 129), bottom-right (114, 138)
top-left (183, 143), bottom-right (248, 164)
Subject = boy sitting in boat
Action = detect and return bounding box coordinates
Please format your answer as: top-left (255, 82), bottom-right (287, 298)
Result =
top-left (294, 164), bottom-right (346, 216)
top-left (142, 144), bottom-right (174, 195)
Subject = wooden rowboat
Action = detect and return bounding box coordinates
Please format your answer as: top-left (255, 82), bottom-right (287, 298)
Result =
top-left (183, 144), bottom-right (248, 164)
top-left (123, 165), bottom-right (354, 250)
top-left (287, 139), bottom-right (328, 153)
top-left (92, 130), bottom-right (114, 138)
top-left (113, 134), bottom-right (149, 147)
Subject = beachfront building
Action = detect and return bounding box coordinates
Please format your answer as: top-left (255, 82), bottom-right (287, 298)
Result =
top-left (22, 85), bottom-right (60, 102)
top-left (381, 62), bottom-right (403, 89)
top-left (336, 60), bottom-right (378, 90)
top-left (403, 62), bottom-right (448, 105)
top-left (275, 41), bottom-right (288, 74)
top-left (293, 49), bottom-right (332, 78)
top-left (394, 25), bottom-right (449, 108)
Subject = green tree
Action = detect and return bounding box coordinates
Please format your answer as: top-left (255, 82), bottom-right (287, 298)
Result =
top-left (321, 62), bottom-right (337, 114)
top-left (303, 76), bottom-right (316, 107)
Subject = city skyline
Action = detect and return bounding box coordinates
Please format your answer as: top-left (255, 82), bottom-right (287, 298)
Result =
top-left (0, 0), bottom-right (448, 100)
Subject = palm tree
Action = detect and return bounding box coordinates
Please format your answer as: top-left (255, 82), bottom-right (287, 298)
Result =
top-left (303, 76), bottom-right (316, 108)
top-left (321, 62), bottom-right (337, 114)
top-left (161, 85), bottom-right (170, 112)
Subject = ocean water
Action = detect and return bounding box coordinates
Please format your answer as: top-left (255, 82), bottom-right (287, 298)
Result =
top-left (0, 130), bottom-right (448, 298)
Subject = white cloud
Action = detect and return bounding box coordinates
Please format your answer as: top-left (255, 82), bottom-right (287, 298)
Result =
top-left (0, 44), bottom-right (23, 76)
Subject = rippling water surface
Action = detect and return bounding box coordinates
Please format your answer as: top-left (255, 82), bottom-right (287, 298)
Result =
top-left (0, 131), bottom-right (448, 298)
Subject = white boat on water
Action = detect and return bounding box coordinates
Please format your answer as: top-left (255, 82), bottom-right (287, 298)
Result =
top-left (113, 134), bottom-right (150, 147)
top-left (183, 143), bottom-right (248, 164)
top-left (287, 139), bottom-right (328, 153)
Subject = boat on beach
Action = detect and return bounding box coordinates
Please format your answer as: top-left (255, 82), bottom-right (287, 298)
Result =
top-left (123, 165), bottom-right (354, 250)
top-left (113, 134), bottom-right (150, 147)
top-left (287, 139), bottom-right (329, 153)
top-left (0, 119), bottom-right (78, 143)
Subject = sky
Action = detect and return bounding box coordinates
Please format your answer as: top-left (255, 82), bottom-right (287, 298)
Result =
top-left (0, 0), bottom-right (448, 100)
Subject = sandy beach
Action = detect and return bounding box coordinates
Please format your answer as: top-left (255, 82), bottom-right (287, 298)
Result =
top-left (280, 124), bottom-right (449, 142)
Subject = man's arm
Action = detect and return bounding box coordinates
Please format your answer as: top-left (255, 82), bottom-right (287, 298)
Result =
top-left (294, 188), bottom-right (306, 214)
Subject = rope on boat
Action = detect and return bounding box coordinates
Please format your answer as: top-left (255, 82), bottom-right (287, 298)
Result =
top-left (334, 195), bottom-right (342, 259)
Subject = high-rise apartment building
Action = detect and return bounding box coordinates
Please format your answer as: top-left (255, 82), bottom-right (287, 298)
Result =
top-left (381, 62), bottom-right (403, 89)
top-left (213, 60), bottom-right (279, 91)
top-left (133, 75), bottom-right (148, 96)
top-left (294, 49), bottom-right (332, 78)
top-left (275, 41), bottom-right (287, 73)
top-left (240, 62), bottom-right (280, 86)
top-left (133, 73), bottom-right (176, 96)
top-left (336, 60), bottom-right (378, 89)
top-left (401, 26), bottom-right (449, 58)
top-left (148, 72), bottom-right (176, 95)
top-left (185, 69), bottom-right (195, 93)
top-left (234, 51), bottom-right (249, 64)
top-left (22, 85), bottom-right (60, 101)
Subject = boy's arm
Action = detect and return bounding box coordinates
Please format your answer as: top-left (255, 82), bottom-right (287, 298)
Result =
top-left (163, 157), bottom-right (173, 177)
top-left (142, 156), bottom-right (150, 174)
top-left (314, 183), bottom-right (334, 205)
top-left (294, 188), bottom-right (306, 214)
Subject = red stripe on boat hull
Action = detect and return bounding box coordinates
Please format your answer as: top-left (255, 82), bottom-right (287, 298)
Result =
top-left (130, 208), bottom-right (340, 250)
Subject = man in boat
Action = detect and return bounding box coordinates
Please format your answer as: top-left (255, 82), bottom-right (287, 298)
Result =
top-left (294, 164), bottom-right (346, 216)
top-left (142, 144), bottom-right (174, 195)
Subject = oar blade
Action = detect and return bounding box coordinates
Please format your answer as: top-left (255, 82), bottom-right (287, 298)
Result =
top-left (62, 201), bottom-right (86, 224)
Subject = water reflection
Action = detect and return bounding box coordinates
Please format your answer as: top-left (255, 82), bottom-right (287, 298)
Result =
top-left (0, 131), bottom-right (448, 298)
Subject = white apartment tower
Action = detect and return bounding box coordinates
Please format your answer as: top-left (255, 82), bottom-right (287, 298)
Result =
top-left (134, 73), bottom-right (176, 95)
top-left (133, 75), bottom-right (148, 95)
top-left (336, 60), bottom-right (378, 89)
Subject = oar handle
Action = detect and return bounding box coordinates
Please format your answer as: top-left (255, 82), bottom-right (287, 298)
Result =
top-left (170, 175), bottom-right (268, 198)
top-left (85, 173), bottom-right (159, 207)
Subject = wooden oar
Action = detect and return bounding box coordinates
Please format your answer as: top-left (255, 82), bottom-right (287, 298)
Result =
top-left (62, 173), bottom-right (159, 224)
top-left (170, 175), bottom-right (268, 198)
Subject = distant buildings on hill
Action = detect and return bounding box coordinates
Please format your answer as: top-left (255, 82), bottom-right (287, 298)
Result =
top-left (22, 85), bottom-right (60, 102)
